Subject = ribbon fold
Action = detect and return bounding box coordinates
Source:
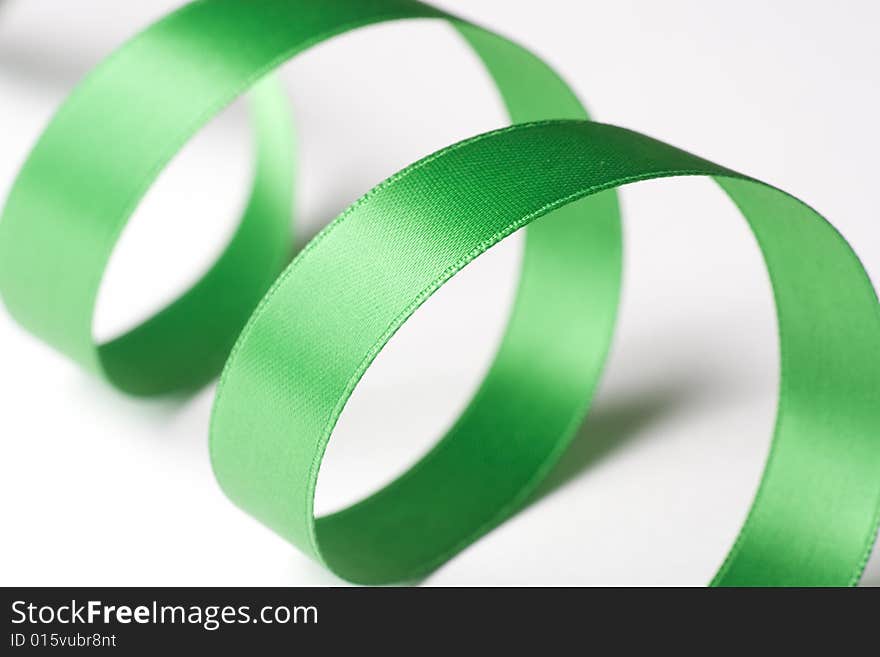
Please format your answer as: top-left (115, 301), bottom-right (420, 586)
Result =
top-left (1, 0), bottom-right (878, 585)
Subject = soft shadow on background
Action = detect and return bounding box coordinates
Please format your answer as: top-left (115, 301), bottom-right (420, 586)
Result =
top-left (0, 1), bottom-right (98, 89)
top-left (3, 0), bottom-right (879, 587)
top-left (0, 37), bottom-right (89, 89)
top-left (532, 375), bottom-right (880, 586)
top-left (535, 380), bottom-right (703, 501)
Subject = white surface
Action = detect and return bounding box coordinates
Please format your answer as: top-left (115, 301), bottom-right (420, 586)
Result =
top-left (1, 0), bottom-right (878, 586)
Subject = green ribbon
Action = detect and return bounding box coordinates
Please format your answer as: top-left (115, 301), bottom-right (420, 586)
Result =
top-left (1, 0), bottom-right (879, 586)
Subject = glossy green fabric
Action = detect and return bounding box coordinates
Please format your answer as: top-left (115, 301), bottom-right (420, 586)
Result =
top-left (1, 0), bottom-right (879, 586)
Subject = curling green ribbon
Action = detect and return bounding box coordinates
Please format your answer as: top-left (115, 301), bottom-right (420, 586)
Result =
top-left (1, 0), bottom-right (879, 586)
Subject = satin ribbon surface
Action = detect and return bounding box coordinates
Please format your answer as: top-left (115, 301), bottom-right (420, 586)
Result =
top-left (1, 0), bottom-right (878, 586)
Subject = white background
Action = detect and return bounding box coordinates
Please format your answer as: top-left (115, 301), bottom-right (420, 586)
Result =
top-left (1, 0), bottom-right (878, 586)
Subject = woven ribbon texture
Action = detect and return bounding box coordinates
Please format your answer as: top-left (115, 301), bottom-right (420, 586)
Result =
top-left (1, 0), bottom-right (878, 585)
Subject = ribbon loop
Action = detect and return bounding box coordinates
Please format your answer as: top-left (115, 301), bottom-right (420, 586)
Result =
top-left (1, 0), bottom-right (878, 586)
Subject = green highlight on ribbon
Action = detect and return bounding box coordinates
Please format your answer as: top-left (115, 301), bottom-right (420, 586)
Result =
top-left (1, 0), bottom-right (878, 585)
